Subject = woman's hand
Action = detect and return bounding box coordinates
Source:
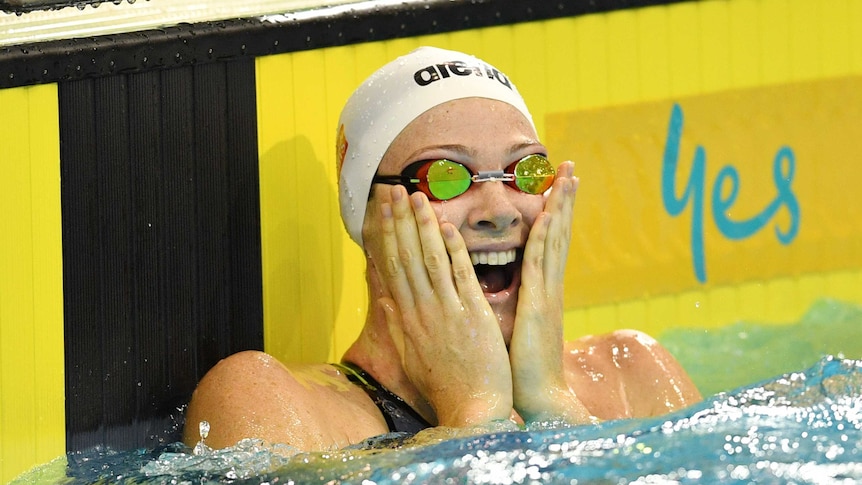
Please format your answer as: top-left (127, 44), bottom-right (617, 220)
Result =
top-left (374, 185), bottom-right (513, 427)
top-left (508, 161), bottom-right (592, 425)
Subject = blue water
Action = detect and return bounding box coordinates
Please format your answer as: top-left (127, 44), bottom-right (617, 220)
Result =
top-left (660, 298), bottom-right (862, 397)
top-left (26, 355), bottom-right (862, 484)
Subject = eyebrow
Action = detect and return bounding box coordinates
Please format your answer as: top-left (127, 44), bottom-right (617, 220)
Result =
top-left (405, 144), bottom-right (476, 161)
top-left (406, 140), bottom-right (546, 161)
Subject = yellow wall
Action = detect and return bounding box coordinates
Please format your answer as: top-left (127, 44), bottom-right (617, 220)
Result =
top-left (0, 83), bottom-right (65, 483)
top-left (256, 0), bottom-right (862, 364)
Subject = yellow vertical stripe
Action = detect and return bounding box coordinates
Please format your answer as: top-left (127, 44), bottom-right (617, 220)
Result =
top-left (545, 18), bottom-right (580, 114)
top-left (852, 0), bottom-right (862, 72)
top-left (728, 0), bottom-right (761, 89)
top-left (637, 6), bottom-right (671, 102)
top-left (789, 0), bottom-right (822, 81)
top-left (324, 45), bottom-right (365, 363)
top-left (512, 21), bottom-right (548, 135)
top-left (575, 13), bottom-right (609, 110)
top-left (699, 1), bottom-right (732, 93)
top-left (0, 84), bottom-right (64, 483)
top-left (667, 1), bottom-right (701, 96)
top-left (27, 83), bottom-right (65, 468)
top-left (256, 53), bottom-right (300, 362)
top-left (819, 0), bottom-right (849, 78)
top-left (759, 0), bottom-right (792, 85)
top-left (291, 49), bottom-right (336, 363)
top-left (606, 9), bottom-right (639, 106)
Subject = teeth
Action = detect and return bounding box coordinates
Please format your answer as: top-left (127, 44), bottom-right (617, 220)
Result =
top-left (470, 249), bottom-right (517, 266)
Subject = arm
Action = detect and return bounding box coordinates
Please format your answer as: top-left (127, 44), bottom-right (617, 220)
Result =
top-left (183, 351), bottom-right (388, 450)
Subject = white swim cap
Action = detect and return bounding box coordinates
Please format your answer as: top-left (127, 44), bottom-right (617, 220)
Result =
top-left (336, 46), bottom-right (535, 248)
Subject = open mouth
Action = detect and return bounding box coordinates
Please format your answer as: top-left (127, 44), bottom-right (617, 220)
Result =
top-left (470, 249), bottom-right (520, 294)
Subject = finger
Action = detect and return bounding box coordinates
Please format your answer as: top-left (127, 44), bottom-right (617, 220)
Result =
top-left (389, 186), bottom-right (433, 294)
top-left (521, 211), bottom-right (551, 297)
top-left (380, 197), bottom-right (417, 311)
top-left (440, 222), bottom-right (489, 310)
top-left (410, 192), bottom-right (458, 302)
top-left (543, 165), bottom-right (577, 284)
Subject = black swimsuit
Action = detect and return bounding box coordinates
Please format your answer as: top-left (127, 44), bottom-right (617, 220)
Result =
top-left (333, 362), bottom-right (431, 434)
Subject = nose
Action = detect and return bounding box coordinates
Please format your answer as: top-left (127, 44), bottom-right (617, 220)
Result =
top-left (467, 181), bottom-right (522, 232)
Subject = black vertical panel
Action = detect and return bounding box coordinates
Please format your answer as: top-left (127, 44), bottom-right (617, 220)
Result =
top-left (192, 63), bottom-right (231, 376)
top-left (96, 74), bottom-right (139, 448)
top-left (60, 58), bottom-right (263, 453)
top-left (59, 79), bottom-right (105, 444)
top-left (127, 69), bottom-right (169, 445)
top-left (158, 67), bottom-right (199, 435)
top-left (224, 60), bottom-right (263, 357)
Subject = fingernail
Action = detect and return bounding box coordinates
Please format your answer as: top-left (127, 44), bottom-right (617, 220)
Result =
top-left (381, 203), bottom-right (392, 219)
top-left (441, 224), bottom-right (455, 239)
top-left (391, 186), bottom-right (403, 202)
top-left (411, 192), bottom-right (424, 210)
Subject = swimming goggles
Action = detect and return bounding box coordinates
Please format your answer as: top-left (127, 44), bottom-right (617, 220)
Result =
top-left (372, 154), bottom-right (556, 201)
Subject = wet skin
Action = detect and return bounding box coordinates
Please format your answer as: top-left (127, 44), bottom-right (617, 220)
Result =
top-left (183, 98), bottom-right (702, 451)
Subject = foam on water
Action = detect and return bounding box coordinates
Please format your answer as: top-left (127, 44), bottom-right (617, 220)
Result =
top-left (19, 355), bottom-right (862, 484)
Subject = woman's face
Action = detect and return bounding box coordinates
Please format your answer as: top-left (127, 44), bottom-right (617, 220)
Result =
top-left (365, 97), bottom-right (547, 345)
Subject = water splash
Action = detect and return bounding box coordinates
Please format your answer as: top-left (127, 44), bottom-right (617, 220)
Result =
top-left (192, 420), bottom-right (213, 456)
top-left (18, 356), bottom-right (862, 484)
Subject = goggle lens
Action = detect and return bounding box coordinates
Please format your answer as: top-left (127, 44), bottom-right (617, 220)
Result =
top-left (424, 160), bottom-right (473, 200)
top-left (373, 154), bottom-right (555, 201)
top-left (510, 154), bottom-right (555, 195)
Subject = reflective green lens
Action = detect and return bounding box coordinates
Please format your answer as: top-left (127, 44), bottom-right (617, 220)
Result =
top-left (426, 160), bottom-right (472, 200)
top-left (513, 155), bottom-right (555, 194)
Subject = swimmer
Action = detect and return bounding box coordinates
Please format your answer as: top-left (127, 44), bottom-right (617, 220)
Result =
top-left (183, 46), bottom-right (702, 451)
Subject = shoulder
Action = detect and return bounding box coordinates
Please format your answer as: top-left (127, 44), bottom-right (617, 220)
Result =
top-left (563, 330), bottom-right (702, 420)
top-left (183, 350), bottom-right (389, 450)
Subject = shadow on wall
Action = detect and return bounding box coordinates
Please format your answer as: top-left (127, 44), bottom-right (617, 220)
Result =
top-left (260, 135), bottom-right (342, 364)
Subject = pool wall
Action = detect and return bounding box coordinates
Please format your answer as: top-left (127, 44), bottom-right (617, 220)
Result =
top-left (2, 0), bottom-right (861, 481)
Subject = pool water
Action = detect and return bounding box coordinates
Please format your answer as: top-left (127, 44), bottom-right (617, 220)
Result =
top-left (660, 298), bottom-right (862, 396)
top-left (15, 355), bottom-right (862, 484)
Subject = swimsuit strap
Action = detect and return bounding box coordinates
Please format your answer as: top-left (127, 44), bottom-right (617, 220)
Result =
top-left (333, 362), bottom-right (432, 434)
